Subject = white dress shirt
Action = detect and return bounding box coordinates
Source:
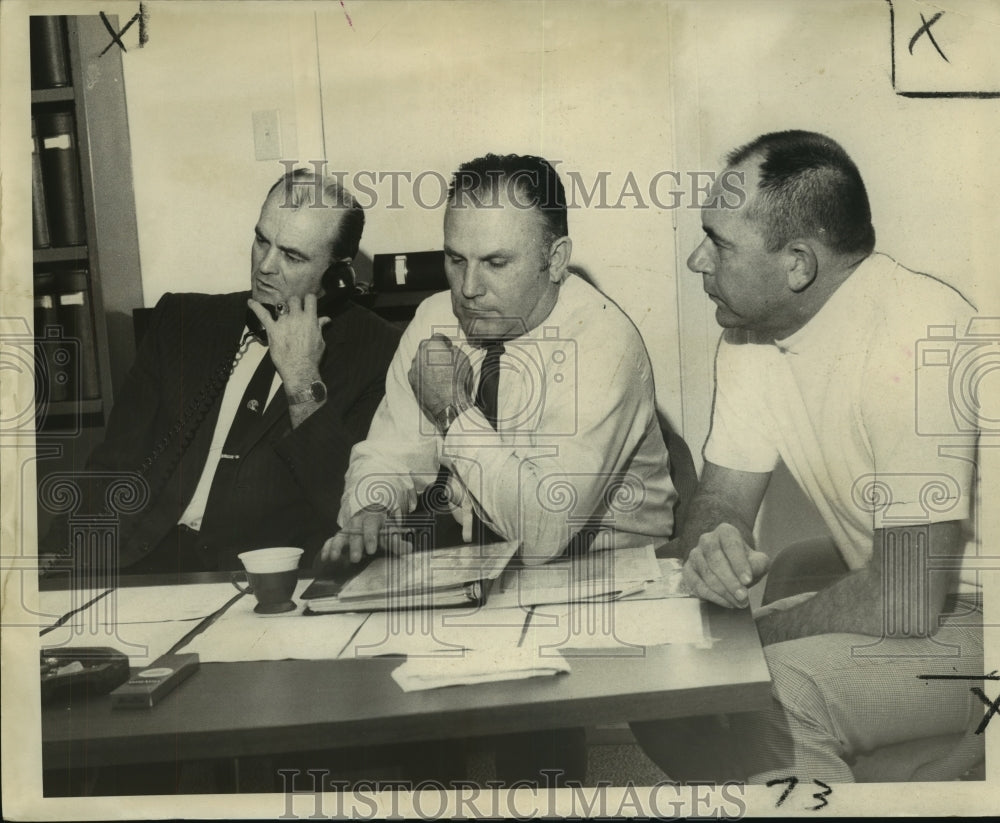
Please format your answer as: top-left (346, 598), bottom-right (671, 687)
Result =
top-left (339, 275), bottom-right (677, 563)
top-left (178, 331), bottom-right (281, 530)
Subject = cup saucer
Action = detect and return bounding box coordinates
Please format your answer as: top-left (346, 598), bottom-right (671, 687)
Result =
top-left (254, 600), bottom-right (296, 615)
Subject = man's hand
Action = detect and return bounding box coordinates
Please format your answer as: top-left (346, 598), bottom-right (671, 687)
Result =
top-left (248, 294), bottom-right (330, 392)
top-left (407, 334), bottom-right (473, 431)
top-left (320, 507), bottom-right (413, 564)
top-left (682, 523), bottom-right (770, 608)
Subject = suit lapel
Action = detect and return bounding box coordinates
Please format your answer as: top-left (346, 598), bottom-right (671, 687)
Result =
top-left (183, 293), bottom-right (252, 394)
top-left (169, 293), bottom-right (254, 512)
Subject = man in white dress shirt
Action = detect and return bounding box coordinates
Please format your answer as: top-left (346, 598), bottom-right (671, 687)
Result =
top-left (323, 152), bottom-right (676, 566)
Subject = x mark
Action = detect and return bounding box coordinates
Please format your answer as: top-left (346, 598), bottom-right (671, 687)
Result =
top-left (908, 11), bottom-right (949, 63)
top-left (972, 687), bottom-right (1000, 734)
top-left (100, 10), bottom-right (140, 56)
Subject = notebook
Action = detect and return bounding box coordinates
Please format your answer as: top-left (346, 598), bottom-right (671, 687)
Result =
top-left (301, 541), bottom-right (519, 614)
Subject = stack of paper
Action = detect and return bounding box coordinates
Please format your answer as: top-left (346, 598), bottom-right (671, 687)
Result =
top-left (391, 646), bottom-right (571, 692)
top-left (488, 544), bottom-right (662, 609)
top-left (522, 596), bottom-right (708, 653)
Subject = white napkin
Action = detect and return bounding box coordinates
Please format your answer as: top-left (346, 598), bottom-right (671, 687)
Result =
top-left (391, 646), bottom-right (571, 692)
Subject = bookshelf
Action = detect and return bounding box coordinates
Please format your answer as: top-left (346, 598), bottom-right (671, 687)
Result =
top-left (31, 14), bottom-right (143, 432)
top-left (31, 15), bottom-right (144, 541)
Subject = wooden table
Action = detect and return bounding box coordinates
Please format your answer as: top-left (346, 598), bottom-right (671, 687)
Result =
top-left (41, 573), bottom-right (772, 769)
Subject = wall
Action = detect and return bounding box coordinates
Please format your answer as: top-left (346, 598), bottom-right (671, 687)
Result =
top-left (667, 0), bottom-right (1000, 553)
top-left (314, 1), bottom-right (684, 426)
top-left (119, 1), bottom-right (997, 554)
top-left (122, 0), bottom-right (684, 425)
top-left (123, 2), bottom-right (323, 305)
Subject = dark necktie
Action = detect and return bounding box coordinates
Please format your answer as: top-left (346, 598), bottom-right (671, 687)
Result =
top-left (220, 345), bottom-right (277, 456)
top-left (466, 341), bottom-right (505, 540)
top-left (475, 340), bottom-right (505, 430)
top-left (199, 344), bottom-right (276, 543)
top-left (412, 340), bottom-right (505, 547)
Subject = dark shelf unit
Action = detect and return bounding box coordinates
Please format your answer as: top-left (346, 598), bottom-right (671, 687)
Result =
top-left (32, 16), bottom-right (111, 427)
top-left (31, 14), bottom-right (144, 543)
top-left (32, 244), bottom-right (89, 265)
top-left (31, 14), bottom-right (143, 431)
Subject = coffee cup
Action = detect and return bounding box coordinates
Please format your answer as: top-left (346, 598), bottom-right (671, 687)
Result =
top-left (233, 547), bottom-right (304, 614)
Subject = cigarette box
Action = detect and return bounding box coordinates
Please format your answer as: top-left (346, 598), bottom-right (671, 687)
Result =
top-left (110, 653), bottom-right (199, 709)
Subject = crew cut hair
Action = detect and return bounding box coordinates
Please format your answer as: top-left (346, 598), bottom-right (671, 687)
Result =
top-left (727, 130), bottom-right (876, 256)
top-left (447, 153), bottom-right (569, 241)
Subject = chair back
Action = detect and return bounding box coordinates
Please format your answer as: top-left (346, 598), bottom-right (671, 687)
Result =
top-left (657, 412), bottom-right (698, 537)
top-left (132, 307), bottom-right (155, 347)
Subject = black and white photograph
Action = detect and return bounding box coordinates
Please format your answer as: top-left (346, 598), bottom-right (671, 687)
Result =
top-left (1, 0), bottom-right (998, 818)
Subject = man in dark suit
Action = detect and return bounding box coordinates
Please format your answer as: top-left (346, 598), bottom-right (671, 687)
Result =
top-left (41, 169), bottom-right (400, 574)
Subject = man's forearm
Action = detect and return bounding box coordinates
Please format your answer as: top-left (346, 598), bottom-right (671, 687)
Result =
top-left (675, 488), bottom-right (757, 559)
top-left (756, 522), bottom-right (963, 646)
top-left (755, 567), bottom-right (878, 645)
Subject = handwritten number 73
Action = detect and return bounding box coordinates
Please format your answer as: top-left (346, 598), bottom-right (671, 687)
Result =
top-left (767, 776), bottom-right (833, 810)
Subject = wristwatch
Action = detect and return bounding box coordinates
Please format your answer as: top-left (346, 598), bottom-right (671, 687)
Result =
top-left (286, 379), bottom-right (327, 405)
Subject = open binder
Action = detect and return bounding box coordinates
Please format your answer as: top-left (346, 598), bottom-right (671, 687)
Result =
top-left (302, 541), bottom-right (519, 614)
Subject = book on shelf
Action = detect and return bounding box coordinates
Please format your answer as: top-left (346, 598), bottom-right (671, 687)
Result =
top-left (32, 116), bottom-right (51, 249)
top-left (302, 540), bottom-right (519, 614)
top-left (36, 110), bottom-right (87, 248)
top-left (30, 16), bottom-right (71, 90)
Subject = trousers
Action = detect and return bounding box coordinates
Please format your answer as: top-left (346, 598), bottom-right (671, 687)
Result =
top-left (632, 601), bottom-right (984, 784)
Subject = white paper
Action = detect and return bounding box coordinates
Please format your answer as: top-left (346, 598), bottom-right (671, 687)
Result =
top-left (95, 583), bottom-right (240, 624)
top-left (619, 557), bottom-right (687, 600)
top-left (35, 586), bottom-right (112, 629)
top-left (489, 544), bottom-right (662, 609)
top-left (391, 645), bottom-right (571, 692)
top-left (342, 604), bottom-right (531, 659)
top-left (521, 596), bottom-right (707, 653)
top-left (181, 585), bottom-right (367, 662)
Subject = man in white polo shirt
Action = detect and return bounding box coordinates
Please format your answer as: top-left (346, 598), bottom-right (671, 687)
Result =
top-left (633, 130), bottom-right (983, 784)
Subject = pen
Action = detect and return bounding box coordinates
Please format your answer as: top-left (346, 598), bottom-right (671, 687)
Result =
top-left (582, 581), bottom-right (648, 602)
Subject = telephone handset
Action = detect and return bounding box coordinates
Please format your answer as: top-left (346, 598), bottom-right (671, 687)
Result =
top-left (245, 261), bottom-right (353, 344)
top-left (244, 301), bottom-right (279, 343)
